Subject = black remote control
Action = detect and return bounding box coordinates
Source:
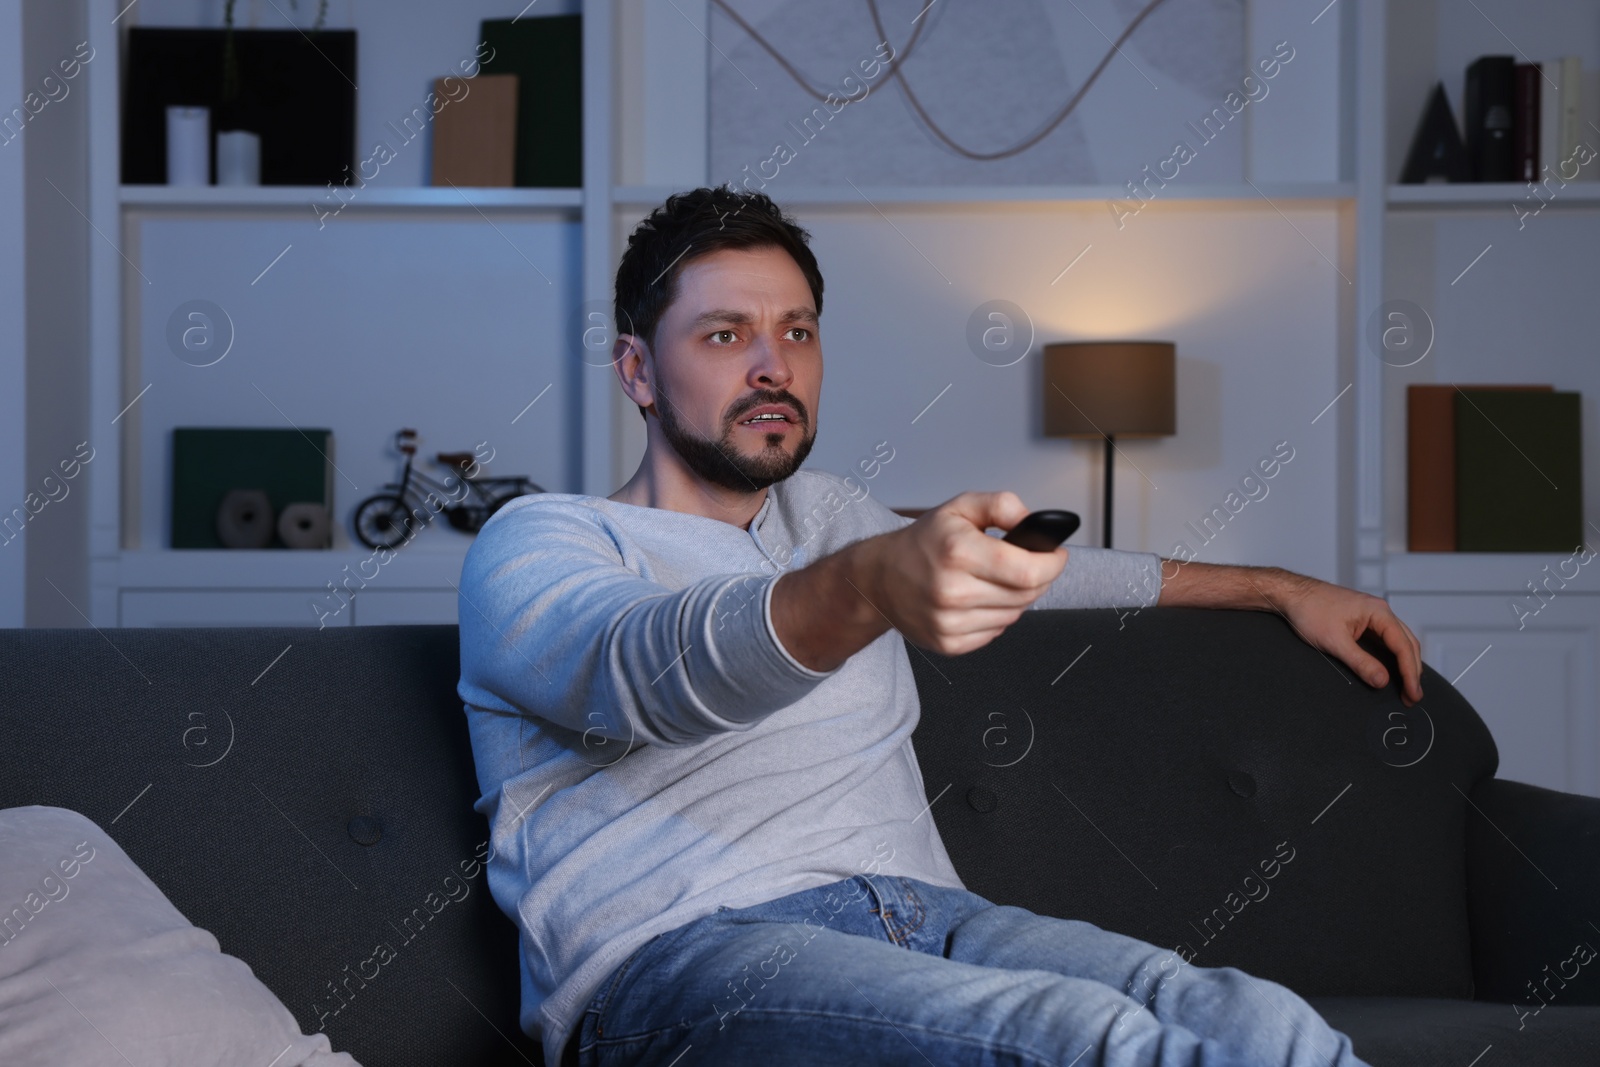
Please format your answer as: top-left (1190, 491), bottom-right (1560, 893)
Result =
top-left (1001, 510), bottom-right (1080, 552)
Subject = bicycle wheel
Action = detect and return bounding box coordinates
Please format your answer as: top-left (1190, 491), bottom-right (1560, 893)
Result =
top-left (354, 494), bottom-right (421, 550)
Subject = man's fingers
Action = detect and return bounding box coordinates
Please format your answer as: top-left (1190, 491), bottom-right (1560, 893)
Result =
top-left (940, 490), bottom-right (1030, 535)
top-left (1370, 610), bottom-right (1424, 703)
top-left (1338, 639), bottom-right (1390, 689)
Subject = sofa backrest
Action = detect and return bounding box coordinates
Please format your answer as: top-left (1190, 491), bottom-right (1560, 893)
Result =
top-left (0, 624), bottom-right (537, 1067)
top-left (0, 606), bottom-right (1502, 1067)
top-left (907, 606), bottom-right (1499, 999)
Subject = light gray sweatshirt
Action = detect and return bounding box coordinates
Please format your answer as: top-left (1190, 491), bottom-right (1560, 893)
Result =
top-left (456, 468), bottom-right (1163, 1066)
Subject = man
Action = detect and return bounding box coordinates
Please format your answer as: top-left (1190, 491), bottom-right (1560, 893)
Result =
top-left (458, 187), bottom-right (1420, 1067)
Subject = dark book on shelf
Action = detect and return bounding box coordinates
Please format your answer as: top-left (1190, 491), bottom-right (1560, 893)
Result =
top-left (1454, 390), bottom-right (1582, 553)
top-left (1513, 62), bottom-right (1540, 183)
top-left (171, 428), bottom-right (332, 549)
top-left (478, 15), bottom-right (582, 188)
top-left (121, 28), bottom-right (357, 186)
top-left (1464, 55), bottom-right (1516, 182)
top-left (1400, 82), bottom-right (1471, 183)
top-left (1408, 384), bottom-right (1552, 551)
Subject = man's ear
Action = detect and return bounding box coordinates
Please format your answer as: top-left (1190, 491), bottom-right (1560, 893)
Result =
top-left (612, 333), bottom-right (655, 416)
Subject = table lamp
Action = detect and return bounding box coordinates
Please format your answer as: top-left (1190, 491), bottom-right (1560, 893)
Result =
top-left (1043, 341), bottom-right (1176, 549)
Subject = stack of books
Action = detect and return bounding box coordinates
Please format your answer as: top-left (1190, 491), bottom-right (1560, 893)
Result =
top-left (1407, 385), bottom-right (1583, 552)
top-left (1402, 55), bottom-right (1595, 184)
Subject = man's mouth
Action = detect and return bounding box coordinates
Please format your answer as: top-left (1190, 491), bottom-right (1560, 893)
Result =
top-left (738, 404), bottom-right (799, 427)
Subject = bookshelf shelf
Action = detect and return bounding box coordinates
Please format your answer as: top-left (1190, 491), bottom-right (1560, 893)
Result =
top-left (115, 546), bottom-right (472, 588)
top-left (612, 183), bottom-right (1356, 209)
top-left (1387, 182), bottom-right (1600, 209)
top-left (120, 184), bottom-right (584, 211)
top-left (1385, 551), bottom-right (1591, 594)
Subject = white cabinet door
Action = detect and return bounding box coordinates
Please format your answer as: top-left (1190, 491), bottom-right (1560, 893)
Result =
top-left (120, 590), bottom-right (347, 628)
top-left (1388, 594), bottom-right (1600, 798)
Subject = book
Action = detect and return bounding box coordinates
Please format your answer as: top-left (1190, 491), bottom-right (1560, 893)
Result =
top-left (1465, 56), bottom-right (1516, 182)
top-left (1454, 390), bottom-right (1582, 553)
top-left (430, 73), bottom-right (519, 187)
top-left (1540, 59), bottom-right (1562, 180)
top-left (1559, 55), bottom-right (1583, 176)
top-left (171, 428), bottom-right (332, 549)
top-left (1407, 384), bottom-right (1552, 552)
top-left (478, 15), bottom-right (582, 188)
top-left (1514, 63), bottom-right (1540, 182)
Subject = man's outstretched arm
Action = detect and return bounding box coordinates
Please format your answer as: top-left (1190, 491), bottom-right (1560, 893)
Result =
top-left (772, 491), bottom-right (1425, 708)
top-left (1156, 559), bottom-right (1425, 706)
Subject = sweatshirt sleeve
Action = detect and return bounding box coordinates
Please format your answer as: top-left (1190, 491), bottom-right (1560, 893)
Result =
top-left (456, 501), bottom-right (838, 749)
top-left (1029, 545), bottom-right (1164, 611)
top-left (850, 483), bottom-right (1162, 612)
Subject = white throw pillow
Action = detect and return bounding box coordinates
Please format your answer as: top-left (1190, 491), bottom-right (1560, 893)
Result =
top-left (0, 805), bottom-right (363, 1066)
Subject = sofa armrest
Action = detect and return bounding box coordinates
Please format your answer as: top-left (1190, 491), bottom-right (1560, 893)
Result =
top-left (1465, 777), bottom-right (1600, 1004)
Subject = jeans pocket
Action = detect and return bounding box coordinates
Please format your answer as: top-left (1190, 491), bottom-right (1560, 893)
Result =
top-left (588, 933), bottom-right (663, 1025)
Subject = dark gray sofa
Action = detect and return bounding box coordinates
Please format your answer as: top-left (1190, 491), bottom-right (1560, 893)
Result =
top-left (4, 606), bottom-right (1598, 1065)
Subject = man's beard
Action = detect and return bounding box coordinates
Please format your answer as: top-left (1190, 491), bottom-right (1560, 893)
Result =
top-left (653, 383), bottom-right (815, 493)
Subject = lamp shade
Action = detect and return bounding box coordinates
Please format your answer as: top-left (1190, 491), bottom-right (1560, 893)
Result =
top-left (1043, 341), bottom-right (1176, 438)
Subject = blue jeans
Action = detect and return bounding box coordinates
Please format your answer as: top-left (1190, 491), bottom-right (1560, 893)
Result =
top-left (567, 873), bottom-right (1368, 1067)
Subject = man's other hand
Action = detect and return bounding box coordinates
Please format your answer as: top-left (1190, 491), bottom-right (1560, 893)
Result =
top-left (1278, 575), bottom-right (1425, 706)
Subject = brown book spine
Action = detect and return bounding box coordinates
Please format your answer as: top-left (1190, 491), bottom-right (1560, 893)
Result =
top-left (1408, 386), bottom-right (1456, 551)
top-left (430, 73), bottom-right (520, 188)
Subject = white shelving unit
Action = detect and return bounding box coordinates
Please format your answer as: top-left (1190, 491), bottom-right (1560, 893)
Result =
top-left (85, 1), bottom-right (603, 629)
top-left (84, 0), bottom-right (1358, 632)
top-left (119, 185), bottom-right (586, 209)
top-left (77, 0), bottom-right (1600, 794)
top-left (611, 183), bottom-right (1357, 208)
top-left (1360, 0), bottom-right (1600, 797)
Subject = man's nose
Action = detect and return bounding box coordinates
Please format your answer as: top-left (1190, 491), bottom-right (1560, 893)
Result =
top-left (747, 335), bottom-right (794, 389)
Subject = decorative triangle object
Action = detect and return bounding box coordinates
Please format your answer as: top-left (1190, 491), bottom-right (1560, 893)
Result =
top-left (1401, 83), bottom-right (1471, 183)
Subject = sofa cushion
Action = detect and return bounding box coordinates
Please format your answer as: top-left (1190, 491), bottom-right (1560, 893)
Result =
top-left (0, 625), bottom-right (540, 1067)
top-left (908, 607), bottom-right (1499, 998)
top-left (1308, 996), bottom-right (1600, 1066)
top-left (0, 805), bottom-right (360, 1066)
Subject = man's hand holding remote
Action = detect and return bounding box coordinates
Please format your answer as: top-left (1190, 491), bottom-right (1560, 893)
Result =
top-left (771, 491), bottom-right (1068, 672)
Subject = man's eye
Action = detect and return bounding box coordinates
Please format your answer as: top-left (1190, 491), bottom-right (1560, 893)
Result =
top-left (709, 330), bottom-right (737, 344)
top-left (786, 328), bottom-right (811, 342)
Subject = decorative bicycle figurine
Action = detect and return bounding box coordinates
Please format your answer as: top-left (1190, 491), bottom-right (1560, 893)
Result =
top-left (353, 428), bottom-right (544, 550)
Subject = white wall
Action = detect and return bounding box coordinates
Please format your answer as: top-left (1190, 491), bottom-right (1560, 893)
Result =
top-left (0, 0), bottom-right (93, 627)
top-left (778, 201), bottom-right (1342, 579)
top-left (22, 0), bottom-right (91, 626)
top-left (0, 0), bottom-right (25, 627)
top-left (611, 0), bottom-right (1352, 582)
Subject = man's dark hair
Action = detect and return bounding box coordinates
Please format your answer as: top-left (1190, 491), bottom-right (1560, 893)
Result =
top-left (614, 187), bottom-right (825, 419)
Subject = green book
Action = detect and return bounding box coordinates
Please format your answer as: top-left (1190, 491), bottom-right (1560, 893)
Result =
top-left (171, 428), bottom-right (332, 548)
top-left (1454, 390), bottom-right (1583, 552)
top-left (478, 15), bottom-right (582, 188)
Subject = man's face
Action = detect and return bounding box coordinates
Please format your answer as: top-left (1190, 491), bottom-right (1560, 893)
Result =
top-left (646, 245), bottom-right (821, 492)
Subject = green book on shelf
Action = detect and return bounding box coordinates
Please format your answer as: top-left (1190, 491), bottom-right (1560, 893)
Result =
top-left (1454, 390), bottom-right (1582, 552)
top-left (478, 14), bottom-right (582, 188)
top-left (171, 428), bottom-right (332, 548)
